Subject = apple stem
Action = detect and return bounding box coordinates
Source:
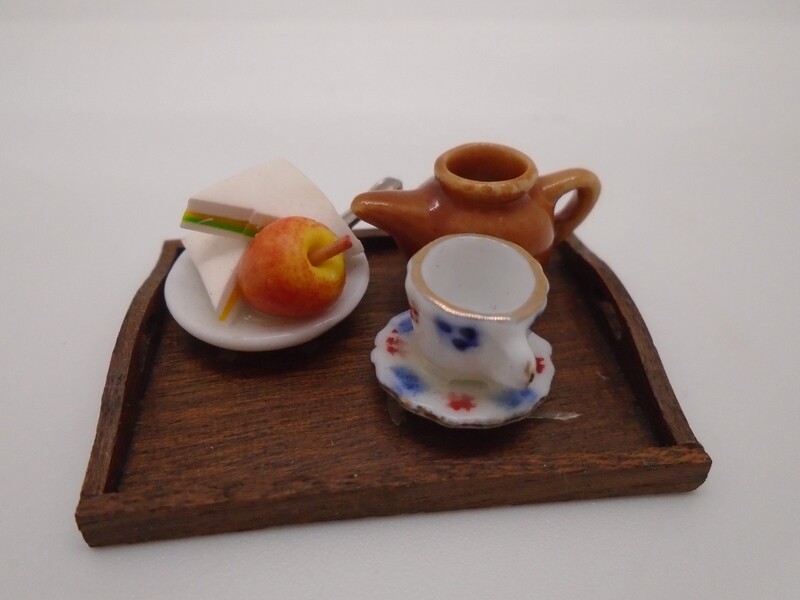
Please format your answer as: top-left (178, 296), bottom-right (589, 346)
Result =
top-left (308, 235), bottom-right (353, 266)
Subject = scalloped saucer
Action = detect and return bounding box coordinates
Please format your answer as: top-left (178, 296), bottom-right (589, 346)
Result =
top-left (371, 311), bottom-right (555, 428)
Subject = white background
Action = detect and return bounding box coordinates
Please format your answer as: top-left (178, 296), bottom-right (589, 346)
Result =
top-left (2, 2), bottom-right (799, 598)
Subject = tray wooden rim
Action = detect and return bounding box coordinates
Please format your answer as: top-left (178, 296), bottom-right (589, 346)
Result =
top-left (76, 234), bottom-right (711, 546)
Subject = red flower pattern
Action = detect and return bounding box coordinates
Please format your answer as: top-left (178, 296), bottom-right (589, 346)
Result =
top-left (386, 329), bottom-right (405, 356)
top-left (447, 392), bottom-right (476, 411)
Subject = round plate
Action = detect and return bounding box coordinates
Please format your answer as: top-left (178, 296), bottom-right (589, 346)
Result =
top-left (371, 311), bottom-right (555, 428)
top-left (164, 250), bottom-right (369, 351)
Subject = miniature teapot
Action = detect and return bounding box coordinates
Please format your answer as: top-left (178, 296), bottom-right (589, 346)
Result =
top-left (351, 142), bottom-right (600, 264)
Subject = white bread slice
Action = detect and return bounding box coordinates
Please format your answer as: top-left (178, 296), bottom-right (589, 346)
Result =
top-left (181, 231), bottom-right (248, 321)
top-left (181, 159), bottom-right (363, 258)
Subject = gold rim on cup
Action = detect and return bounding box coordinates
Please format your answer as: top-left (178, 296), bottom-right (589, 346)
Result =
top-left (409, 234), bottom-right (549, 322)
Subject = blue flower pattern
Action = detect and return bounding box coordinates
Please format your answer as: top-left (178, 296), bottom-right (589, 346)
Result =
top-left (396, 316), bottom-right (414, 334)
top-left (434, 317), bottom-right (480, 352)
top-left (493, 387), bottom-right (538, 409)
top-left (391, 366), bottom-right (427, 395)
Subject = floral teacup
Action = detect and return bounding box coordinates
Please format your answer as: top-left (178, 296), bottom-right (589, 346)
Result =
top-left (405, 234), bottom-right (549, 390)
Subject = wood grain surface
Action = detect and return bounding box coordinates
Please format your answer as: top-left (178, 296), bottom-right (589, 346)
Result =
top-left (75, 235), bottom-right (711, 546)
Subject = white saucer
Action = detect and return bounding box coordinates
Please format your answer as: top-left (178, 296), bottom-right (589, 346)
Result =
top-left (371, 311), bottom-right (555, 428)
top-left (164, 250), bottom-right (369, 351)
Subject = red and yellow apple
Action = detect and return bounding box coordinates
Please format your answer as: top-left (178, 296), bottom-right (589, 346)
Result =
top-left (236, 216), bottom-right (352, 318)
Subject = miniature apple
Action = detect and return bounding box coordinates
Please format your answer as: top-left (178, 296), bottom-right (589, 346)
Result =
top-left (237, 216), bottom-right (352, 318)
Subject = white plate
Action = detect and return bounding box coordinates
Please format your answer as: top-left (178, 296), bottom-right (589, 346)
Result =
top-left (164, 250), bottom-right (369, 351)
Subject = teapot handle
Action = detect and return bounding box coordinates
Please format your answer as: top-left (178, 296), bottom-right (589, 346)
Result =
top-left (539, 168), bottom-right (601, 246)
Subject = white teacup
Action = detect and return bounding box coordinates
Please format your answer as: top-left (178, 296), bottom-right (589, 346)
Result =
top-left (405, 234), bottom-right (549, 390)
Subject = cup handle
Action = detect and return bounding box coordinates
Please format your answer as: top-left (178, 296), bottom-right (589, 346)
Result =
top-left (539, 168), bottom-right (601, 246)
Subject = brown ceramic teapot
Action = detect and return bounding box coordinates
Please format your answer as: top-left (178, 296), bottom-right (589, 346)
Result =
top-left (350, 142), bottom-right (600, 264)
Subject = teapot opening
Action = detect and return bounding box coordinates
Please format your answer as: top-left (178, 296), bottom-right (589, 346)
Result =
top-left (434, 143), bottom-right (538, 203)
top-left (445, 147), bottom-right (529, 182)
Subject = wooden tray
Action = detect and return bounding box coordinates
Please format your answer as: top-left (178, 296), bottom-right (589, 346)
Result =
top-left (75, 234), bottom-right (711, 546)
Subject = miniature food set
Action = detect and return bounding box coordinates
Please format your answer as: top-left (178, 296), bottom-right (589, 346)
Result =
top-left (76, 145), bottom-right (711, 546)
top-left (164, 160), bottom-right (370, 351)
top-left (175, 159), bottom-right (362, 323)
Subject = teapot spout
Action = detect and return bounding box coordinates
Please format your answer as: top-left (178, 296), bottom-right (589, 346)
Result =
top-left (350, 187), bottom-right (433, 256)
